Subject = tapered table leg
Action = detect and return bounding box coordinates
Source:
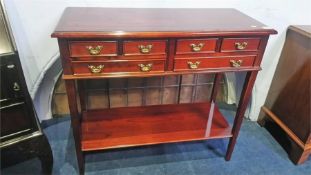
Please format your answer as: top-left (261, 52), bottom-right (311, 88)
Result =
top-left (225, 71), bottom-right (258, 160)
top-left (205, 73), bottom-right (223, 137)
top-left (65, 80), bottom-right (85, 174)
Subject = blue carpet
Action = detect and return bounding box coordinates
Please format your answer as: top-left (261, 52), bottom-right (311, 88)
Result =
top-left (2, 110), bottom-right (310, 175)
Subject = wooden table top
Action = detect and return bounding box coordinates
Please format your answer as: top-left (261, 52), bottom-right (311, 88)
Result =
top-left (52, 7), bottom-right (277, 38)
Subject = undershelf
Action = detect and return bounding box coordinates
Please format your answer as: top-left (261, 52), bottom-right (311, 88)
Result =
top-left (81, 102), bottom-right (232, 151)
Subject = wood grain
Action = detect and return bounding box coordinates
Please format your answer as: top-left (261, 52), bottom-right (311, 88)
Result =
top-left (52, 8), bottom-right (277, 38)
top-left (52, 8), bottom-right (276, 174)
top-left (81, 102), bottom-right (232, 151)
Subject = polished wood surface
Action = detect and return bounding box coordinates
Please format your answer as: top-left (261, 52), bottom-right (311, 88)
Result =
top-left (123, 40), bottom-right (167, 56)
top-left (69, 41), bottom-right (117, 57)
top-left (52, 8), bottom-right (276, 174)
top-left (52, 8), bottom-right (276, 38)
top-left (176, 38), bottom-right (218, 54)
top-left (220, 38), bottom-right (261, 52)
top-left (81, 103), bottom-right (231, 151)
top-left (72, 60), bottom-right (165, 75)
top-left (259, 25), bottom-right (310, 164)
top-left (173, 56), bottom-right (255, 71)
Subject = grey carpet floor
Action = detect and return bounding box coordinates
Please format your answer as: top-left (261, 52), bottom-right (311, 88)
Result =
top-left (2, 109), bottom-right (311, 175)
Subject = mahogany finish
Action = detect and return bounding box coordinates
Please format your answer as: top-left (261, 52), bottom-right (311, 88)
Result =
top-left (52, 7), bottom-right (276, 174)
top-left (221, 38), bottom-right (261, 52)
top-left (69, 41), bottom-right (117, 57)
top-left (173, 56), bottom-right (255, 71)
top-left (81, 103), bottom-right (232, 151)
top-left (72, 60), bottom-right (165, 75)
top-left (52, 8), bottom-right (276, 38)
top-left (176, 38), bottom-right (218, 54)
top-left (123, 40), bottom-right (167, 56)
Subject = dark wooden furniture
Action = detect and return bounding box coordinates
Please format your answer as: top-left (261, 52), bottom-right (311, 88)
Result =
top-left (0, 4), bottom-right (53, 174)
top-left (258, 25), bottom-right (310, 164)
top-left (52, 7), bottom-right (276, 174)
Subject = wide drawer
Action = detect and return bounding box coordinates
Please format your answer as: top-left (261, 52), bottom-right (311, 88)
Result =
top-left (72, 60), bottom-right (165, 75)
top-left (123, 40), bottom-right (167, 56)
top-left (69, 41), bottom-right (117, 57)
top-left (174, 56), bottom-right (255, 71)
top-left (221, 38), bottom-right (260, 52)
top-left (176, 38), bottom-right (218, 54)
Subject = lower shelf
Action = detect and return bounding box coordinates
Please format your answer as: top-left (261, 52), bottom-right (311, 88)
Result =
top-left (81, 102), bottom-right (232, 151)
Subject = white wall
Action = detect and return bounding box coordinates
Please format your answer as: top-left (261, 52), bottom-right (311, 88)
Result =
top-left (4, 0), bottom-right (311, 121)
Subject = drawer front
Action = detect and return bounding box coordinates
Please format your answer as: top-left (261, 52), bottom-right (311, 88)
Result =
top-left (176, 38), bottom-right (218, 54)
top-left (174, 56), bottom-right (255, 71)
top-left (72, 60), bottom-right (165, 75)
top-left (221, 38), bottom-right (260, 52)
top-left (69, 41), bottom-right (117, 57)
top-left (123, 40), bottom-right (167, 56)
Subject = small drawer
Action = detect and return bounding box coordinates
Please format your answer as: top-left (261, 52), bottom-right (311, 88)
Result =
top-left (72, 60), bottom-right (165, 75)
top-left (123, 40), bottom-right (167, 56)
top-left (69, 41), bottom-right (117, 57)
top-left (174, 56), bottom-right (255, 71)
top-left (221, 38), bottom-right (260, 52)
top-left (176, 38), bottom-right (218, 54)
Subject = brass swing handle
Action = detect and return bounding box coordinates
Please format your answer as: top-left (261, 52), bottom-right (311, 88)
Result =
top-left (138, 63), bottom-right (153, 72)
top-left (88, 65), bottom-right (104, 73)
top-left (187, 61), bottom-right (201, 69)
top-left (86, 45), bottom-right (103, 55)
top-left (230, 60), bottom-right (243, 68)
top-left (235, 42), bottom-right (248, 50)
top-left (190, 43), bottom-right (205, 52)
top-left (138, 44), bottom-right (153, 54)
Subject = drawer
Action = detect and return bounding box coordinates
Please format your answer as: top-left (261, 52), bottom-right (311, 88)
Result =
top-left (69, 41), bottom-right (117, 57)
top-left (221, 38), bottom-right (260, 52)
top-left (72, 60), bottom-right (165, 75)
top-left (176, 38), bottom-right (218, 54)
top-left (123, 40), bottom-right (167, 56)
top-left (174, 56), bottom-right (255, 71)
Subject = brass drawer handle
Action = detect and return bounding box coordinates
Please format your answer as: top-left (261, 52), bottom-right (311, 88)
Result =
top-left (235, 42), bottom-right (248, 50)
top-left (190, 43), bottom-right (205, 52)
top-left (230, 60), bottom-right (243, 67)
top-left (138, 63), bottom-right (153, 72)
top-left (86, 45), bottom-right (103, 55)
top-left (187, 61), bottom-right (201, 69)
top-left (138, 44), bottom-right (153, 54)
top-left (88, 65), bottom-right (104, 73)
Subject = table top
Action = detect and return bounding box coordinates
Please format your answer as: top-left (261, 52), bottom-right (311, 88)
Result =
top-left (52, 7), bottom-right (277, 38)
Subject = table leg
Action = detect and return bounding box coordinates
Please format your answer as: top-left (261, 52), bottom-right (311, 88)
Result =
top-left (205, 73), bottom-right (223, 137)
top-left (65, 80), bottom-right (84, 174)
top-left (210, 73), bottom-right (223, 103)
top-left (225, 71), bottom-right (258, 160)
top-left (77, 80), bottom-right (87, 112)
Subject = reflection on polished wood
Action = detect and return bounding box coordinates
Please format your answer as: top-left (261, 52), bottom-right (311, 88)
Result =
top-left (52, 7), bottom-right (276, 174)
top-left (81, 103), bottom-right (231, 151)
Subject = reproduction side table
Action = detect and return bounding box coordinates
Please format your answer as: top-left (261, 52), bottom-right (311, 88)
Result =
top-left (52, 8), bottom-right (276, 174)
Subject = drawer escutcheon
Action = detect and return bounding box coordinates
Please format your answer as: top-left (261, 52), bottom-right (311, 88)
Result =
top-left (230, 60), bottom-right (243, 67)
top-left (187, 61), bottom-right (201, 69)
top-left (138, 45), bottom-right (153, 54)
top-left (86, 45), bottom-right (103, 55)
top-left (138, 63), bottom-right (153, 72)
top-left (234, 42), bottom-right (248, 50)
top-left (88, 65), bottom-right (105, 73)
top-left (190, 43), bottom-right (205, 52)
